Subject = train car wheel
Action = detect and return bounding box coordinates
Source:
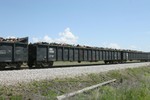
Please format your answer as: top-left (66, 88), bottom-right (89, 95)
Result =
top-left (104, 61), bottom-right (108, 64)
top-left (35, 63), bottom-right (41, 68)
top-left (48, 61), bottom-right (54, 68)
top-left (0, 64), bottom-right (5, 70)
top-left (28, 64), bottom-right (33, 68)
top-left (16, 63), bottom-right (22, 69)
top-left (78, 61), bottom-right (81, 63)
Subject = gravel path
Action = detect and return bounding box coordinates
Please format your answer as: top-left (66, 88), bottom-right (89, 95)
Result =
top-left (0, 62), bottom-right (150, 86)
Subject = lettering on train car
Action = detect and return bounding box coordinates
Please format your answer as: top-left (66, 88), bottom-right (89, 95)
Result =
top-left (0, 50), bottom-right (6, 55)
top-left (49, 48), bottom-right (55, 58)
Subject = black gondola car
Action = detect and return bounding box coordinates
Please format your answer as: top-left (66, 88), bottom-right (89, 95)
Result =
top-left (0, 37), bottom-right (28, 69)
top-left (28, 43), bottom-right (126, 68)
top-left (28, 43), bottom-right (56, 68)
top-left (122, 50), bottom-right (150, 62)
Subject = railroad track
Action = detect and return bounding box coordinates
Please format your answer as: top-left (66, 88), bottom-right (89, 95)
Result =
top-left (0, 61), bottom-right (142, 71)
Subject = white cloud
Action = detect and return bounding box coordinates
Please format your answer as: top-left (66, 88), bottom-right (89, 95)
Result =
top-left (128, 45), bottom-right (137, 50)
top-left (32, 37), bottom-right (39, 42)
top-left (102, 43), bottom-right (121, 49)
top-left (56, 28), bottom-right (78, 44)
top-left (32, 27), bottom-right (78, 44)
top-left (6, 36), bottom-right (16, 38)
top-left (127, 45), bottom-right (143, 51)
top-left (108, 43), bottom-right (121, 49)
top-left (102, 43), bottom-right (142, 51)
top-left (43, 35), bottom-right (53, 43)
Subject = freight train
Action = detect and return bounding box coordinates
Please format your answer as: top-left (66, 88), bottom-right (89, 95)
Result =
top-left (0, 37), bottom-right (150, 69)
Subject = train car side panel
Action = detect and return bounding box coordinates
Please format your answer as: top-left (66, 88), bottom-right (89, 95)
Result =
top-left (83, 49), bottom-right (88, 61)
top-left (102, 51), bottom-right (106, 60)
top-left (74, 48), bottom-right (79, 61)
top-left (96, 50), bottom-right (99, 61)
top-left (57, 47), bottom-right (63, 61)
top-left (36, 45), bottom-right (47, 62)
top-left (0, 43), bottom-right (12, 62)
top-left (48, 47), bottom-right (56, 61)
top-left (88, 49), bottom-right (92, 61)
top-left (79, 49), bottom-right (84, 61)
top-left (15, 44), bottom-right (28, 62)
top-left (63, 47), bottom-right (69, 61)
top-left (92, 50), bottom-right (96, 61)
top-left (99, 50), bottom-right (103, 60)
top-left (69, 48), bottom-right (74, 61)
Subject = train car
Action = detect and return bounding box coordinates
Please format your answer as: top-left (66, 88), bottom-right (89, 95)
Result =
top-left (103, 49), bottom-right (122, 64)
top-left (28, 43), bottom-right (126, 68)
top-left (122, 50), bottom-right (150, 62)
top-left (28, 42), bottom-right (56, 68)
top-left (0, 37), bottom-right (28, 69)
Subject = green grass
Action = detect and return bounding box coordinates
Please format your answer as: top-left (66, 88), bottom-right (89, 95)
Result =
top-left (0, 66), bottom-right (150, 100)
top-left (71, 67), bottom-right (150, 100)
top-left (53, 61), bottom-right (104, 66)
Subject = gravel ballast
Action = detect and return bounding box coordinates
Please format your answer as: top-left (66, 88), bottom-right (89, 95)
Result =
top-left (0, 62), bottom-right (150, 85)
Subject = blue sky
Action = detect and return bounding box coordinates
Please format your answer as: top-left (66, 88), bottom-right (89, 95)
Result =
top-left (0, 0), bottom-right (150, 51)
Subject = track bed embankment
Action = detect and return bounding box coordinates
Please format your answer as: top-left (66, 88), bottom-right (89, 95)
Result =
top-left (0, 62), bottom-right (150, 86)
